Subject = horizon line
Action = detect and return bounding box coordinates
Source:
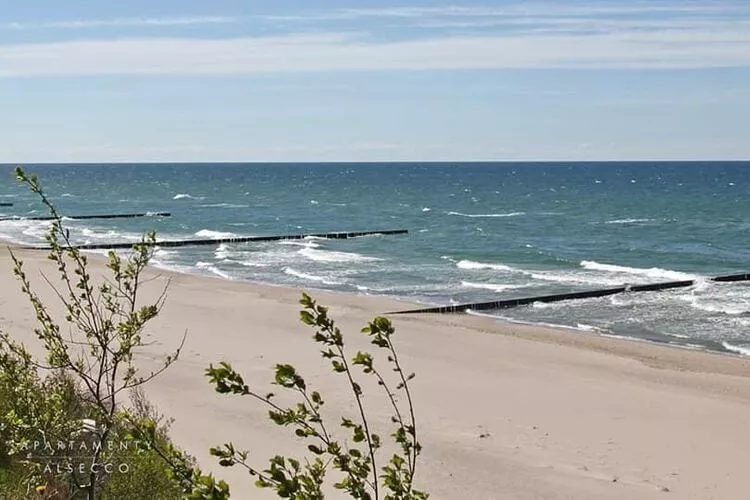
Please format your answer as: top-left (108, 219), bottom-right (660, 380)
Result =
top-left (1, 159), bottom-right (748, 166)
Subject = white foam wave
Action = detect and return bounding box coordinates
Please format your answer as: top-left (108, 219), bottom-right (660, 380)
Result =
top-left (467, 310), bottom-right (610, 334)
top-left (278, 240), bottom-right (321, 248)
top-left (298, 247), bottom-right (380, 263)
top-left (456, 260), bottom-right (515, 272)
top-left (198, 203), bottom-right (250, 208)
top-left (461, 281), bottom-right (525, 292)
top-left (448, 211), bottom-right (525, 218)
top-left (528, 271), bottom-right (618, 285)
top-left (173, 193), bottom-right (204, 200)
top-left (722, 342), bottom-right (750, 356)
top-left (576, 323), bottom-right (599, 332)
top-left (195, 229), bottom-right (237, 239)
top-left (80, 228), bottom-right (136, 241)
top-left (238, 260), bottom-right (268, 268)
top-left (213, 243), bottom-right (232, 259)
top-left (682, 296), bottom-right (748, 316)
top-left (580, 261), bottom-right (697, 281)
top-left (195, 261), bottom-right (233, 280)
top-left (0, 219), bottom-right (51, 244)
top-left (532, 301), bottom-right (565, 309)
top-left (284, 267), bottom-right (341, 285)
top-left (605, 218), bottom-right (653, 224)
top-left (457, 259), bottom-right (635, 286)
top-left (153, 248), bottom-right (178, 258)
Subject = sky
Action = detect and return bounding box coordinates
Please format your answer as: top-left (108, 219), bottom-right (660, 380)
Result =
top-left (0, 0), bottom-right (749, 162)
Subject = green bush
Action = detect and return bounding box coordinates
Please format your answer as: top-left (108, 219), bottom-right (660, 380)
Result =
top-left (0, 168), bottom-right (188, 498)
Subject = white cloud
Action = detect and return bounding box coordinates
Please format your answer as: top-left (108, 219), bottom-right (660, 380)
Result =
top-left (0, 16), bottom-right (236, 30)
top-left (263, 3), bottom-right (749, 22)
top-left (1, 26), bottom-right (749, 78)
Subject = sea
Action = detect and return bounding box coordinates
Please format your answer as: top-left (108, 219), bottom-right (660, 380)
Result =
top-left (0, 162), bottom-right (748, 355)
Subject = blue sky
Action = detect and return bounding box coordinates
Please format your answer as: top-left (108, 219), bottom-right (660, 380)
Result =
top-left (1, 0), bottom-right (749, 162)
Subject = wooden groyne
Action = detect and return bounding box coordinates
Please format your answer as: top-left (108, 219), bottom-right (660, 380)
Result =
top-left (388, 272), bottom-right (750, 314)
top-left (30, 229), bottom-right (409, 251)
top-left (0, 212), bottom-right (170, 222)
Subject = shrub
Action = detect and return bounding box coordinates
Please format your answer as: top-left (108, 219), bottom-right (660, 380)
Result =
top-left (0, 168), bottom-right (187, 498)
top-left (203, 293), bottom-right (428, 499)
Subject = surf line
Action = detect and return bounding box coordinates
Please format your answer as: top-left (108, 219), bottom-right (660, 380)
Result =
top-left (387, 272), bottom-right (750, 314)
top-left (0, 212), bottom-right (170, 222)
top-left (27, 229), bottom-right (409, 251)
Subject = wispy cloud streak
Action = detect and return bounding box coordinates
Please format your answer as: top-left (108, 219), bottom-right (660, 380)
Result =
top-left (1, 28), bottom-right (749, 78)
top-left (0, 16), bottom-right (236, 30)
top-left (1, 2), bottom-right (749, 76)
top-left (263, 3), bottom-right (750, 22)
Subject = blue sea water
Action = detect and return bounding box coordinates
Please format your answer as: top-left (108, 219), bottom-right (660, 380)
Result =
top-left (0, 162), bottom-right (748, 354)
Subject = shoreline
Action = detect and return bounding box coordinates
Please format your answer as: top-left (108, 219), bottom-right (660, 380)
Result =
top-left (10, 238), bottom-right (750, 365)
top-left (3, 244), bottom-right (750, 498)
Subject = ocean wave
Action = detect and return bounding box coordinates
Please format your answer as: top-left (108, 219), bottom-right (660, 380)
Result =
top-left (284, 267), bottom-right (341, 285)
top-left (278, 240), bottom-right (321, 248)
top-left (531, 301), bottom-right (565, 309)
top-left (298, 247), bottom-right (381, 263)
top-left (457, 259), bottom-right (632, 286)
top-left (80, 228), bottom-right (135, 241)
top-left (198, 203), bottom-right (250, 209)
top-left (237, 260), bottom-right (269, 268)
top-left (447, 211), bottom-right (525, 218)
top-left (195, 229), bottom-right (237, 239)
top-left (576, 323), bottom-right (600, 332)
top-left (605, 218), bottom-right (654, 224)
top-left (722, 342), bottom-right (750, 356)
top-left (456, 260), bottom-right (515, 272)
top-left (580, 260), bottom-right (697, 281)
top-left (195, 261), bottom-right (233, 280)
top-left (527, 271), bottom-right (619, 286)
top-left (214, 243), bottom-right (232, 259)
top-left (681, 295), bottom-right (747, 316)
top-left (173, 193), bottom-right (204, 200)
top-left (467, 310), bottom-right (608, 334)
top-left (0, 219), bottom-right (52, 244)
top-left (461, 281), bottom-right (525, 292)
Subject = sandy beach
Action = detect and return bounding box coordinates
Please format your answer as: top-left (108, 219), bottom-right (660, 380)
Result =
top-left (2, 245), bottom-right (750, 500)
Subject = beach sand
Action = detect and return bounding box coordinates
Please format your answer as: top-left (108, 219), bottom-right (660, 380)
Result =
top-left (2, 245), bottom-right (750, 499)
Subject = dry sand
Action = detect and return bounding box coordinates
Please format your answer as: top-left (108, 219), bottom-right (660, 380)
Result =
top-left (2, 246), bottom-right (750, 499)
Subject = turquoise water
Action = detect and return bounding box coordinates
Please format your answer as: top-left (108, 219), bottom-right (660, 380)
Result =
top-left (0, 162), bottom-right (748, 354)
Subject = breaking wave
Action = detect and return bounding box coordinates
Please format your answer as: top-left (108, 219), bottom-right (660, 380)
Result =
top-left (456, 260), bottom-right (515, 272)
top-left (284, 267), bottom-right (342, 285)
top-left (605, 218), bottom-right (654, 224)
top-left (580, 260), bottom-right (697, 281)
top-left (195, 229), bottom-right (237, 239)
top-left (460, 281), bottom-right (525, 292)
top-left (298, 247), bottom-right (381, 263)
top-left (448, 211), bottom-right (525, 218)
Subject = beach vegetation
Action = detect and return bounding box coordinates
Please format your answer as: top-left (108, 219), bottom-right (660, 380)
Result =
top-left (199, 294), bottom-right (428, 499)
top-left (0, 167), bottom-right (192, 498)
